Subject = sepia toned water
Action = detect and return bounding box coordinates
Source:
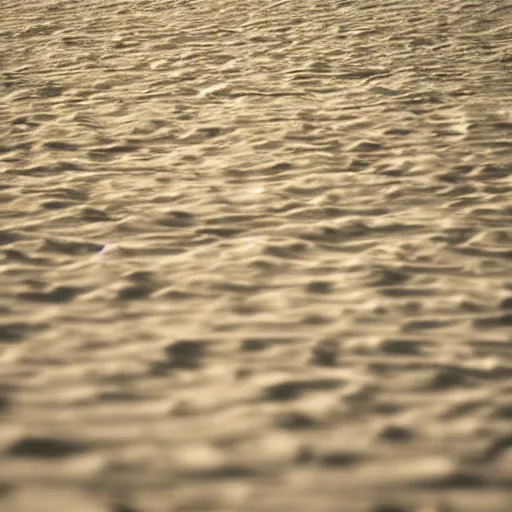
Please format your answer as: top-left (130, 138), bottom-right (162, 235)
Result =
top-left (1, 1), bottom-right (511, 510)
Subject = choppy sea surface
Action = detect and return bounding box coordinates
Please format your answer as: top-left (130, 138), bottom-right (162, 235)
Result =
top-left (1, 1), bottom-right (512, 510)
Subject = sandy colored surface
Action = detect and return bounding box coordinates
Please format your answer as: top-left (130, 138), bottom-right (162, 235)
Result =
top-left (1, 0), bottom-right (512, 510)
